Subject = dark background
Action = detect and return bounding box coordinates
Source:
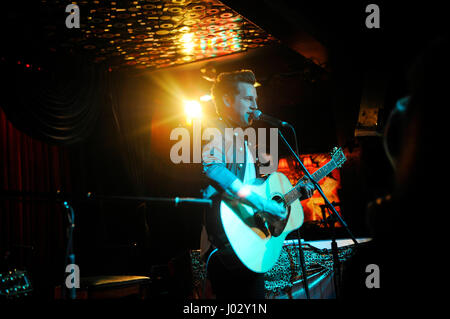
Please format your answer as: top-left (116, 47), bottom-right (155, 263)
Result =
top-left (0, 1), bottom-right (446, 299)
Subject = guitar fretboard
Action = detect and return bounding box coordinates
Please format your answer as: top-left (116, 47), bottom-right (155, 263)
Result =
top-left (284, 159), bottom-right (337, 206)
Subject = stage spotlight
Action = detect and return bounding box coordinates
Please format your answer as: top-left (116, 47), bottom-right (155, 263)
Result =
top-left (184, 100), bottom-right (202, 124)
top-left (199, 94), bottom-right (212, 102)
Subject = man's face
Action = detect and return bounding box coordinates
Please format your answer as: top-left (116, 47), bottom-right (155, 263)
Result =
top-left (224, 82), bottom-right (258, 127)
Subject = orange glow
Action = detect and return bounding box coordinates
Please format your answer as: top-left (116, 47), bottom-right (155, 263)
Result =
top-left (278, 158), bottom-right (289, 170)
top-left (303, 156), bottom-right (313, 168)
top-left (277, 153), bottom-right (342, 227)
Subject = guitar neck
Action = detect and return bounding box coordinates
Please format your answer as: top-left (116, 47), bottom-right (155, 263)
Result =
top-left (308, 160), bottom-right (337, 184)
top-left (284, 159), bottom-right (337, 206)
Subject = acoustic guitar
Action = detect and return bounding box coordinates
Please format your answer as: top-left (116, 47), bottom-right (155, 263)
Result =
top-left (220, 147), bottom-right (346, 273)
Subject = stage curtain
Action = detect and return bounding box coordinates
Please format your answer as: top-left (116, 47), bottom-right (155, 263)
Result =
top-left (108, 73), bottom-right (153, 196)
top-left (0, 54), bottom-right (106, 145)
top-left (0, 106), bottom-right (72, 298)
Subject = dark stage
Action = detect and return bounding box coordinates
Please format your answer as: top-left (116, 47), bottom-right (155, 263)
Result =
top-left (0, 0), bottom-right (447, 308)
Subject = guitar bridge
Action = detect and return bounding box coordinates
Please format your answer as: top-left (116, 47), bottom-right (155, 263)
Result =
top-left (253, 212), bottom-right (271, 237)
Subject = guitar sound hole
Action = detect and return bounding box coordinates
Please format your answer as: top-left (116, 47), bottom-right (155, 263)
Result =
top-left (272, 195), bottom-right (284, 205)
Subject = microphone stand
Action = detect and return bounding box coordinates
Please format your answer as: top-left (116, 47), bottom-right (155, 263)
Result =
top-left (327, 207), bottom-right (341, 299)
top-left (63, 201), bottom-right (76, 300)
top-left (83, 193), bottom-right (212, 207)
top-left (284, 124), bottom-right (310, 300)
top-left (277, 127), bottom-right (359, 299)
top-left (0, 190), bottom-right (212, 299)
top-left (0, 190), bottom-right (212, 208)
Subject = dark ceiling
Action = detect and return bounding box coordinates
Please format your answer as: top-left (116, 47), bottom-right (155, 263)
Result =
top-left (2, 1), bottom-right (445, 76)
top-left (221, 0), bottom-right (448, 69)
top-left (2, 0), bottom-right (279, 72)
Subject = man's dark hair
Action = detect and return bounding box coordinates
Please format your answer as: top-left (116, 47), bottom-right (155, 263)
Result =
top-left (211, 69), bottom-right (256, 116)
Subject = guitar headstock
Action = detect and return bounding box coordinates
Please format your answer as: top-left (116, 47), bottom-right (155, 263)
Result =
top-left (330, 147), bottom-right (346, 168)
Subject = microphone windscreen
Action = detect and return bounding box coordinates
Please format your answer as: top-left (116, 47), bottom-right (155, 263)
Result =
top-left (253, 110), bottom-right (262, 120)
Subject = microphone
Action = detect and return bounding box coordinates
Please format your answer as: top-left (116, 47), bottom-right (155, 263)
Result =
top-left (252, 110), bottom-right (290, 127)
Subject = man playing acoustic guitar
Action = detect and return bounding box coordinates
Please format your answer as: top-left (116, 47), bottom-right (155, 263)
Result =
top-left (200, 69), bottom-right (314, 299)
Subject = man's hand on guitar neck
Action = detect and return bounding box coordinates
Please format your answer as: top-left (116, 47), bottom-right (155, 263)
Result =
top-left (298, 180), bottom-right (315, 200)
top-left (228, 179), bottom-right (287, 221)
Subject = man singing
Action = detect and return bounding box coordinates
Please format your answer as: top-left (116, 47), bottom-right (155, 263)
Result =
top-left (200, 69), bottom-right (313, 299)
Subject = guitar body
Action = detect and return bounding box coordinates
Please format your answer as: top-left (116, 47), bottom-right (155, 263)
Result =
top-left (220, 172), bottom-right (304, 273)
top-left (218, 147), bottom-right (346, 273)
